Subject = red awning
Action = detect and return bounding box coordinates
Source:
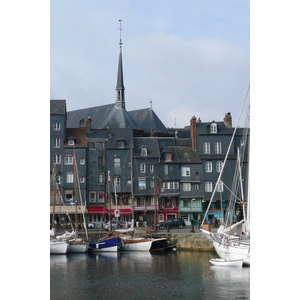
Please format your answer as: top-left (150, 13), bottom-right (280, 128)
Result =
top-left (88, 206), bottom-right (109, 215)
top-left (110, 208), bottom-right (132, 216)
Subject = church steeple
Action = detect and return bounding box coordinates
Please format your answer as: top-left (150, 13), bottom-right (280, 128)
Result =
top-left (116, 19), bottom-right (125, 109)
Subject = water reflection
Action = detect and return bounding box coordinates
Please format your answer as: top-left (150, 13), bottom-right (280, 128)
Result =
top-left (50, 251), bottom-right (250, 300)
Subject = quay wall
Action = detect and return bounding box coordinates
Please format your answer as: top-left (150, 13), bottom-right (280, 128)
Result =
top-left (86, 230), bottom-right (214, 252)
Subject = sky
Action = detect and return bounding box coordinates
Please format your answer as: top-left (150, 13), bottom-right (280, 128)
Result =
top-left (50, 0), bottom-right (250, 128)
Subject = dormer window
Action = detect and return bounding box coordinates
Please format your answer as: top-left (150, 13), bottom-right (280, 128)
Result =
top-left (117, 140), bottom-right (125, 148)
top-left (141, 148), bottom-right (147, 156)
top-left (165, 152), bottom-right (172, 161)
top-left (210, 123), bottom-right (217, 133)
top-left (68, 139), bottom-right (74, 146)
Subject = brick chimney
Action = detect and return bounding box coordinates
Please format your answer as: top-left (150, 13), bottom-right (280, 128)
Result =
top-left (150, 127), bottom-right (154, 137)
top-left (190, 115), bottom-right (197, 150)
top-left (224, 112), bottom-right (232, 128)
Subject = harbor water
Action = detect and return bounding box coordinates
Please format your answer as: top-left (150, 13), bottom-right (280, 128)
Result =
top-left (50, 251), bottom-right (250, 299)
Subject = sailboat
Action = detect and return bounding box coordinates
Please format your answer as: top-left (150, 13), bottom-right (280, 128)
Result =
top-left (50, 165), bottom-right (70, 254)
top-left (200, 86), bottom-right (250, 266)
top-left (67, 152), bottom-right (89, 253)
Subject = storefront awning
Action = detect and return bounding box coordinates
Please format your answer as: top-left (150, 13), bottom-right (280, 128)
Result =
top-left (88, 206), bottom-right (108, 215)
top-left (111, 208), bottom-right (132, 216)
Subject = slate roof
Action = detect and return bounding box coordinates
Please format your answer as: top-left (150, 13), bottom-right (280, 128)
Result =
top-left (128, 108), bottom-right (170, 135)
top-left (174, 146), bottom-right (201, 163)
top-left (133, 137), bottom-right (160, 158)
top-left (196, 121), bottom-right (234, 135)
top-left (50, 100), bottom-right (66, 116)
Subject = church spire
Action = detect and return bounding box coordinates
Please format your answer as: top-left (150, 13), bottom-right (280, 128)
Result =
top-left (116, 19), bottom-right (125, 109)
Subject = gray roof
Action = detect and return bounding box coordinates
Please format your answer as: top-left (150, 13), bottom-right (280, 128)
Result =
top-left (129, 108), bottom-right (170, 135)
top-left (174, 146), bottom-right (201, 163)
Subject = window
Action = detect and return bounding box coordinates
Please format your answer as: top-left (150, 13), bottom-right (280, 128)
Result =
top-left (150, 165), bottom-right (154, 173)
top-left (203, 142), bottom-right (210, 154)
top-left (205, 161), bottom-right (212, 172)
top-left (64, 155), bottom-right (73, 165)
top-left (165, 153), bottom-right (172, 161)
top-left (140, 163), bottom-right (146, 173)
top-left (68, 139), bottom-right (74, 146)
top-left (98, 192), bottom-right (104, 203)
top-left (216, 180), bottom-right (223, 192)
top-left (55, 175), bottom-right (61, 185)
top-left (141, 148), bottom-right (147, 156)
top-left (65, 190), bottom-right (73, 202)
top-left (216, 161), bottom-right (223, 172)
top-left (98, 173), bottom-right (105, 185)
top-left (90, 192), bottom-right (96, 202)
top-left (97, 142), bottom-right (104, 150)
top-left (114, 176), bottom-right (120, 186)
top-left (80, 176), bottom-right (85, 183)
top-left (117, 140), bottom-right (125, 148)
top-left (114, 157), bottom-right (120, 167)
top-left (66, 173), bottom-right (74, 183)
top-left (210, 123), bottom-right (217, 133)
top-left (138, 178), bottom-right (146, 189)
top-left (195, 184), bottom-right (199, 190)
top-left (164, 165), bottom-right (168, 175)
top-left (205, 181), bottom-right (212, 192)
top-left (151, 196), bottom-right (155, 206)
top-left (127, 179), bottom-right (131, 185)
top-left (215, 142), bottom-right (222, 154)
top-left (150, 181), bottom-right (154, 187)
top-left (183, 183), bottom-right (191, 191)
top-left (89, 141), bottom-right (96, 149)
top-left (140, 197), bottom-right (145, 206)
top-left (53, 123), bottom-right (61, 131)
top-left (53, 155), bottom-right (61, 164)
top-left (98, 156), bottom-right (104, 167)
top-left (80, 157), bottom-right (85, 165)
top-left (54, 138), bottom-right (60, 148)
top-left (182, 167), bottom-right (190, 177)
top-left (163, 182), bottom-right (179, 189)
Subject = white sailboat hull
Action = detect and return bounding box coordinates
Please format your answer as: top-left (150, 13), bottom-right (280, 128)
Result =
top-left (209, 258), bottom-right (243, 267)
top-left (68, 242), bottom-right (89, 253)
top-left (50, 240), bottom-right (70, 254)
top-left (212, 236), bottom-right (250, 266)
top-left (120, 238), bottom-right (152, 251)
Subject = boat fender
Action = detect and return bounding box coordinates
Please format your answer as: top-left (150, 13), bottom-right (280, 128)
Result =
top-left (96, 243), bottom-right (99, 249)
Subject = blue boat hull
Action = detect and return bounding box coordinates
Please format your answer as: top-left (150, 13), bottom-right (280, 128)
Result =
top-left (89, 237), bottom-right (121, 252)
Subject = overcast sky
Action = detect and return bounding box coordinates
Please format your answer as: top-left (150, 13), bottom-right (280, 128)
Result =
top-left (50, 0), bottom-right (250, 128)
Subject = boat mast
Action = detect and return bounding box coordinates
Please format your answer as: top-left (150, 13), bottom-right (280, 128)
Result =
top-left (52, 164), bottom-right (56, 231)
top-left (154, 171), bottom-right (157, 233)
top-left (108, 170), bottom-right (112, 231)
top-left (237, 147), bottom-right (246, 221)
top-left (200, 85), bottom-right (250, 228)
top-left (74, 151), bottom-right (77, 233)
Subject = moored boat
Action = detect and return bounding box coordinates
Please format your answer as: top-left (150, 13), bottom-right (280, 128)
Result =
top-left (209, 258), bottom-right (243, 267)
top-left (50, 239), bottom-right (70, 254)
top-left (89, 234), bottom-right (121, 252)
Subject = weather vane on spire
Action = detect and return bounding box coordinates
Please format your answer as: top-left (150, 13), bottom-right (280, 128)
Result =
top-left (118, 19), bottom-right (123, 48)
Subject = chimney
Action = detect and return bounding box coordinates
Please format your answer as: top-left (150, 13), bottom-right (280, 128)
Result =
top-left (190, 115), bottom-right (197, 150)
top-left (150, 127), bottom-right (154, 137)
top-left (224, 112), bottom-right (232, 128)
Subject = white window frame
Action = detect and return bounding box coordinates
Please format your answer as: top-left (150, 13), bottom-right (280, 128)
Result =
top-left (183, 183), bottom-right (191, 192)
top-left (164, 165), bottom-right (168, 175)
top-left (140, 163), bottom-right (146, 173)
top-left (165, 153), bottom-right (172, 161)
top-left (141, 148), bottom-right (147, 156)
top-left (54, 138), bottom-right (60, 148)
top-left (80, 176), bottom-right (85, 183)
top-left (203, 142), bottom-right (210, 154)
top-left (138, 178), bottom-right (146, 189)
top-left (89, 192), bottom-right (96, 202)
top-left (80, 157), bottom-right (85, 165)
top-left (216, 180), bottom-right (223, 192)
top-left (140, 197), bottom-right (145, 206)
top-left (181, 167), bottom-right (190, 177)
top-left (98, 192), bottom-right (104, 203)
top-left (216, 161), bottom-right (223, 172)
top-left (98, 173), bottom-right (105, 185)
top-left (210, 123), bottom-right (217, 133)
top-left (53, 154), bottom-right (61, 164)
top-left (205, 181), bottom-right (213, 192)
top-left (114, 157), bottom-right (120, 167)
top-left (114, 176), bottom-right (120, 186)
top-left (66, 173), bottom-right (74, 183)
top-left (205, 161), bottom-right (212, 172)
top-left (53, 123), bottom-right (61, 131)
top-left (215, 142), bottom-right (222, 154)
top-left (68, 139), bottom-right (74, 146)
top-left (150, 165), bottom-right (154, 173)
top-left (64, 155), bottom-right (73, 165)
